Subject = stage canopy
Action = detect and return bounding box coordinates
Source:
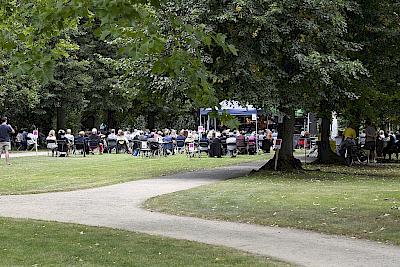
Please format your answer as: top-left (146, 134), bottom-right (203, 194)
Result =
top-left (200, 100), bottom-right (259, 116)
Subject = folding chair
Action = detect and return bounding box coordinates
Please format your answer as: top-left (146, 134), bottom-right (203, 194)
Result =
top-left (198, 140), bottom-right (209, 157)
top-left (176, 139), bottom-right (185, 154)
top-left (186, 142), bottom-right (196, 158)
top-left (46, 139), bottom-right (58, 157)
top-left (107, 139), bottom-right (117, 154)
top-left (88, 140), bottom-right (100, 155)
top-left (57, 140), bottom-right (69, 157)
top-left (73, 141), bottom-right (86, 157)
top-left (116, 140), bottom-right (128, 154)
top-left (140, 141), bottom-right (151, 158)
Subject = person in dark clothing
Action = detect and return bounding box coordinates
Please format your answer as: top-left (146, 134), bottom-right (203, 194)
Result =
top-left (209, 134), bottom-right (222, 158)
top-left (57, 129), bottom-right (69, 156)
top-left (176, 132), bottom-right (186, 153)
top-left (75, 131), bottom-right (89, 154)
top-left (0, 117), bottom-right (15, 165)
top-left (88, 128), bottom-right (103, 154)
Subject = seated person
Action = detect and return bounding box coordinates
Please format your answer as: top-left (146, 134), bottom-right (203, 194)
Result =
top-left (209, 134), bottom-right (222, 158)
top-left (339, 138), bottom-right (356, 157)
top-left (125, 130), bottom-right (133, 143)
top-left (64, 129), bottom-right (74, 144)
top-left (138, 131), bottom-right (147, 141)
top-left (163, 132), bottom-right (174, 154)
top-left (176, 132), bottom-right (186, 143)
top-left (383, 132), bottom-right (397, 160)
top-left (146, 133), bottom-right (159, 154)
top-left (226, 133), bottom-right (237, 156)
top-left (15, 130), bottom-right (24, 150)
top-left (57, 129), bottom-right (69, 156)
top-left (107, 129), bottom-right (118, 141)
top-left (376, 130), bottom-right (387, 158)
top-left (248, 134), bottom-right (256, 144)
top-left (147, 133), bottom-right (158, 143)
top-left (185, 133), bottom-right (195, 144)
top-left (46, 130), bottom-right (57, 156)
top-left (220, 132), bottom-right (227, 153)
top-left (132, 134), bottom-right (141, 157)
top-left (262, 130), bottom-right (273, 153)
top-left (236, 134), bottom-right (246, 147)
top-left (88, 128), bottom-right (103, 154)
top-left (117, 129), bottom-right (130, 153)
top-left (75, 131), bottom-right (87, 144)
top-left (106, 129), bottom-right (118, 153)
top-left (26, 129), bottom-right (37, 150)
top-left (199, 135), bottom-right (209, 144)
top-left (247, 133), bottom-right (257, 154)
top-left (75, 131), bottom-right (88, 154)
top-left (396, 131), bottom-right (400, 143)
top-left (175, 131), bottom-right (186, 152)
top-left (226, 134), bottom-right (237, 146)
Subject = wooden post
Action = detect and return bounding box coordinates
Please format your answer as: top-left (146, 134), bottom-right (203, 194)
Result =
top-left (274, 149), bottom-right (280, 171)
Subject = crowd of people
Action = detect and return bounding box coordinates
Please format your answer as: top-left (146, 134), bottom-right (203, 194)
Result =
top-left (36, 127), bottom-right (279, 158)
top-left (335, 122), bottom-right (400, 163)
top-left (4, 114), bottom-right (400, 165)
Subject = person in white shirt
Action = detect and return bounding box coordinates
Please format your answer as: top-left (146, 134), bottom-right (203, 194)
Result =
top-left (27, 130), bottom-right (37, 149)
top-left (107, 129), bottom-right (117, 140)
top-left (117, 129), bottom-right (130, 153)
top-left (65, 129), bottom-right (75, 145)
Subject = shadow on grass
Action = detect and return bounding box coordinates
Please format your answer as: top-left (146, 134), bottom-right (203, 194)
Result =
top-left (252, 163), bottom-right (400, 181)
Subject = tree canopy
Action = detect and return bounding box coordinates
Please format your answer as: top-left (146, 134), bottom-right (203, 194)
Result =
top-left (1, 0), bottom-right (399, 168)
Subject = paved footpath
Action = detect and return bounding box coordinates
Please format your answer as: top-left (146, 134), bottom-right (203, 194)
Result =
top-left (0, 162), bottom-right (399, 267)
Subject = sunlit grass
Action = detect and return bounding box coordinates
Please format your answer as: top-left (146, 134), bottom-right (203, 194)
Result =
top-left (0, 217), bottom-right (290, 266)
top-left (145, 164), bottom-right (400, 245)
top-left (0, 153), bottom-right (270, 195)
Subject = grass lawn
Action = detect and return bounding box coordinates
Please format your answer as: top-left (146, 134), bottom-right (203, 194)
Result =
top-left (0, 154), bottom-right (269, 195)
top-left (0, 217), bottom-right (289, 266)
top-left (145, 164), bottom-right (400, 245)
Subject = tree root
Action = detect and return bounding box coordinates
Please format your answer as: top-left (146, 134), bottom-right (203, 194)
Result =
top-left (259, 156), bottom-right (303, 171)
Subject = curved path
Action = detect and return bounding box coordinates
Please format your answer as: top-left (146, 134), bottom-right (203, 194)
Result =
top-left (0, 162), bottom-right (399, 267)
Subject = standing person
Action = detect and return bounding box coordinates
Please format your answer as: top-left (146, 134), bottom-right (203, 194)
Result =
top-left (0, 117), bottom-right (15, 165)
top-left (343, 123), bottom-right (357, 140)
top-left (365, 120), bottom-right (377, 163)
top-left (339, 123), bottom-right (357, 158)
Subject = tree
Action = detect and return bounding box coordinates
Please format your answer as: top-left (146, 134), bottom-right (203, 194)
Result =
top-left (197, 0), bottom-right (366, 169)
top-left (1, 0), bottom-right (235, 131)
top-left (342, 0), bottom-right (400, 127)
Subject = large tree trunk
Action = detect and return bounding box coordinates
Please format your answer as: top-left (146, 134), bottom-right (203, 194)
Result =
top-left (316, 115), bottom-right (345, 164)
top-left (147, 112), bottom-right (155, 130)
top-left (107, 110), bottom-right (116, 130)
top-left (261, 107), bottom-right (302, 171)
top-left (56, 105), bottom-right (66, 130)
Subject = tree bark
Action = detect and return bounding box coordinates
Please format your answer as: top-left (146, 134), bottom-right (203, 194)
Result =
top-left (147, 112), bottom-right (155, 130)
top-left (261, 107), bottom-right (302, 171)
top-left (107, 110), bottom-right (115, 130)
top-left (56, 105), bottom-right (65, 130)
top-left (316, 115), bottom-right (345, 164)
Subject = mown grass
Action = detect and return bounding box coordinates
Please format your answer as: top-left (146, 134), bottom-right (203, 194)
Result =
top-left (0, 217), bottom-right (290, 266)
top-left (0, 154), bottom-right (269, 195)
top-left (145, 163), bottom-right (400, 245)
